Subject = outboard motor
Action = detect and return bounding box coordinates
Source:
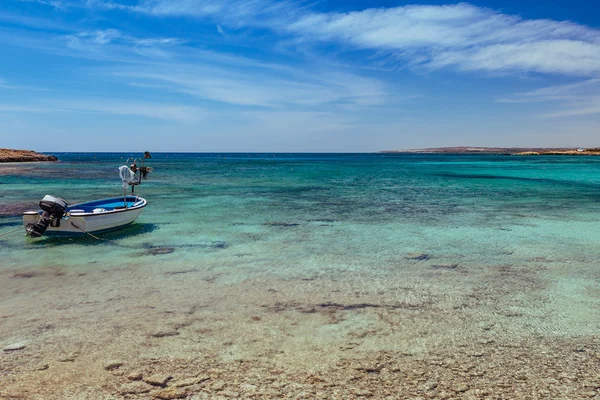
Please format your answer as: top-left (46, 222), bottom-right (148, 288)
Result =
top-left (25, 195), bottom-right (68, 238)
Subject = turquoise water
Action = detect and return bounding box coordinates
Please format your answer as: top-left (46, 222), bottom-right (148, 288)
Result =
top-left (2, 153), bottom-right (600, 371)
top-left (3, 153), bottom-right (600, 268)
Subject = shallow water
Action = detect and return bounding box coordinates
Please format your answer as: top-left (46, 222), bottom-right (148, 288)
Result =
top-left (1, 153), bottom-right (600, 398)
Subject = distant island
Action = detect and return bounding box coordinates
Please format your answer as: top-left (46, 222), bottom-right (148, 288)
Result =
top-left (380, 147), bottom-right (600, 156)
top-left (0, 148), bottom-right (58, 163)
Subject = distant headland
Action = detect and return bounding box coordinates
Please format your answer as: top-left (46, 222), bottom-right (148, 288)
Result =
top-left (0, 149), bottom-right (58, 163)
top-left (379, 147), bottom-right (600, 156)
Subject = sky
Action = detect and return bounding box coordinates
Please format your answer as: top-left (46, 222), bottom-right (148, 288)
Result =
top-left (0, 0), bottom-right (599, 152)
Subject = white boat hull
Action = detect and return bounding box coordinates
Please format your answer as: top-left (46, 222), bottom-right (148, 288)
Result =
top-left (23, 196), bottom-right (146, 236)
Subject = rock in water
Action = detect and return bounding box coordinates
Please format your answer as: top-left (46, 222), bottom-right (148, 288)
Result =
top-left (143, 374), bottom-right (172, 387)
top-left (104, 361), bottom-right (124, 371)
top-left (431, 264), bottom-right (458, 270)
top-left (407, 252), bottom-right (430, 261)
top-left (147, 247), bottom-right (176, 256)
top-left (3, 343), bottom-right (26, 352)
top-left (154, 388), bottom-right (188, 399)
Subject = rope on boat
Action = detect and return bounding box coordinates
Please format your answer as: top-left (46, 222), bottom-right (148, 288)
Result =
top-left (69, 223), bottom-right (137, 249)
top-left (70, 222), bottom-right (106, 241)
top-left (0, 227), bottom-right (23, 237)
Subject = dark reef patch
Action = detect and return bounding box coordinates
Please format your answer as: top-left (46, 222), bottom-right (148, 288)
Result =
top-left (267, 300), bottom-right (432, 314)
top-left (11, 272), bottom-right (40, 279)
top-left (0, 203), bottom-right (37, 216)
top-left (146, 247), bottom-right (176, 256)
top-left (139, 241), bottom-right (229, 255)
top-left (164, 269), bottom-right (199, 276)
top-left (408, 253), bottom-right (430, 261)
top-left (264, 222), bottom-right (300, 227)
top-left (431, 264), bottom-right (459, 270)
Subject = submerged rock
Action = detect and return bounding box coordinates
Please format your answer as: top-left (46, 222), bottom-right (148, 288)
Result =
top-left (407, 252), bottom-right (430, 261)
top-left (143, 374), bottom-right (173, 387)
top-left (3, 343), bottom-right (26, 352)
top-left (431, 264), bottom-right (458, 270)
top-left (33, 363), bottom-right (49, 371)
top-left (150, 330), bottom-right (179, 338)
top-left (264, 222), bottom-right (300, 227)
top-left (104, 361), bottom-right (124, 371)
top-left (11, 272), bottom-right (39, 279)
top-left (147, 247), bottom-right (176, 256)
top-left (154, 388), bottom-right (188, 399)
top-left (127, 372), bottom-right (144, 381)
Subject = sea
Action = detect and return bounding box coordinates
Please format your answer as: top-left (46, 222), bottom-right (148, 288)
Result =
top-left (1, 153), bottom-right (600, 398)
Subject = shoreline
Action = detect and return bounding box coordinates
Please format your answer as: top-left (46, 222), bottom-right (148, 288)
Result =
top-left (380, 147), bottom-right (600, 156)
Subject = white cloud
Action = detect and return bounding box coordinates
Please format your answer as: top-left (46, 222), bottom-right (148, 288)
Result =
top-left (429, 40), bottom-right (600, 76)
top-left (64, 28), bottom-right (182, 47)
top-left (114, 1), bottom-right (600, 77)
top-left (0, 99), bottom-right (204, 122)
top-left (286, 4), bottom-right (600, 76)
top-left (0, 10), bottom-right (71, 31)
top-left (133, 37), bottom-right (185, 46)
top-left (59, 29), bottom-right (184, 61)
top-left (0, 104), bottom-right (56, 113)
top-left (500, 79), bottom-right (600, 117)
top-left (499, 79), bottom-right (600, 103)
top-left (79, 28), bottom-right (122, 44)
top-left (18, 1), bottom-right (600, 76)
top-left (544, 101), bottom-right (600, 118)
top-left (116, 64), bottom-right (388, 108)
top-left (18, 0), bottom-right (68, 9)
top-left (0, 77), bottom-right (50, 91)
top-left (129, 0), bottom-right (300, 28)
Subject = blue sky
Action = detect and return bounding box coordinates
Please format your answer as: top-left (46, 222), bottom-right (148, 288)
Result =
top-left (1, 0), bottom-right (599, 152)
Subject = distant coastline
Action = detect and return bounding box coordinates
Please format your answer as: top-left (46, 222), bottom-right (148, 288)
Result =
top-left (0, 148), bottom-right (58, 163)
top-left (379, 147), bottom-right (600, 156)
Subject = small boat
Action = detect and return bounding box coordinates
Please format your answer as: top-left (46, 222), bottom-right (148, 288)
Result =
top-left (23, 195), bottom-right (146, 237)
top-left (23, 156), bottom-right (151, 238)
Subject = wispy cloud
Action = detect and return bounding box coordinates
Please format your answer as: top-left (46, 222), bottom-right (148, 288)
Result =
top-left (15, 1), bottom-right (600, 77)
top-left (18, 0), bottom-right (68, 9)
top-left (287, 4), bottom-right (600, 76)
top-left (1, 15), bottom-right (393, 111)
top-left (0, 10), bottom-right (71, 31)
top-left (499, 79), bottom-right (600, 117)
top-left (112, 1), bottom-right (600, 77)
top-left (0, 99), bottom-right (204, 122)
top-left (77, 28), bottom-right (121, 44)
top-left (116, 64), bottom-right (388, 108)
top-left (127, 0), bottom-right (302, 29)
top-left (64, 28), bottom-right (184, 48)
top-left (0, 77), bottom-right (50, 91)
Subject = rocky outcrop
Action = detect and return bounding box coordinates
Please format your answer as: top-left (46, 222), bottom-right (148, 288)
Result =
top-left (0, 149), bottom-right (58, 162)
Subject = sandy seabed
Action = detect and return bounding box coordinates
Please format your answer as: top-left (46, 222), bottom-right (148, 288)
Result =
top-left (1, 256), bottom-right (600, 400)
